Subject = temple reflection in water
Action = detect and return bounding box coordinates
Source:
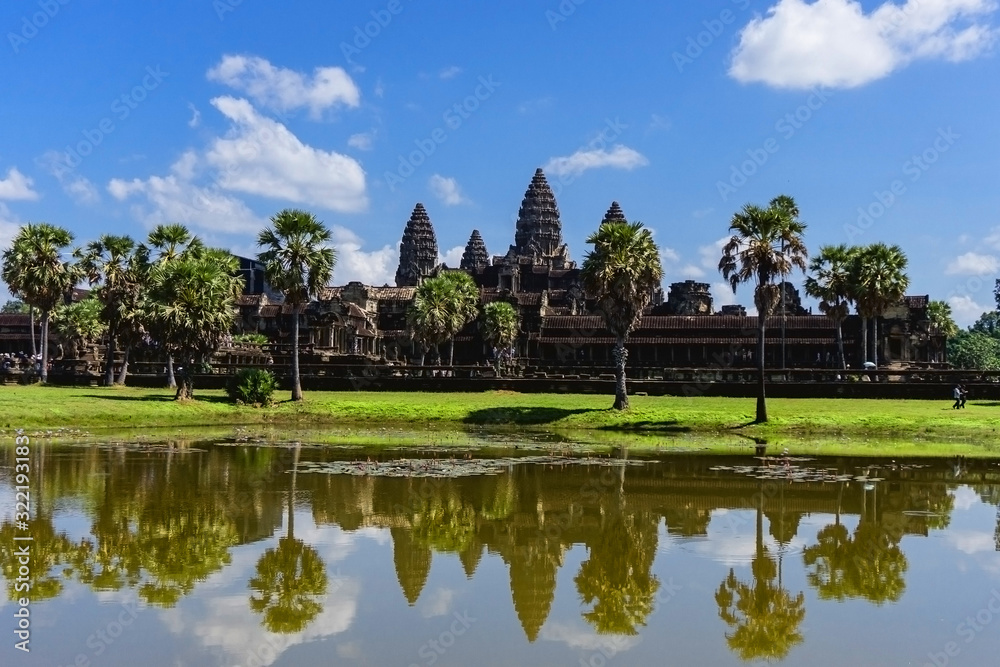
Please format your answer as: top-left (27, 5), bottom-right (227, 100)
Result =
top-left (1, 442), bottom-right (997, 663)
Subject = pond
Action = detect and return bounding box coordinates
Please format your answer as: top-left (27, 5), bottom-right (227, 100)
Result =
top-left (2, 436), bottom-right (1000, 666)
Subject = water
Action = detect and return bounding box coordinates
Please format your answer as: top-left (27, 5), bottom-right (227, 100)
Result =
top-left (2, 439), bottom-right (1000, 666)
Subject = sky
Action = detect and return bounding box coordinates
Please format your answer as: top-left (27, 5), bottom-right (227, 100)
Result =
top-left (0, 0), bottom-right (998, 325)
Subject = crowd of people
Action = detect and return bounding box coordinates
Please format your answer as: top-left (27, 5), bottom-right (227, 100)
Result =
top-left (0, 351), bottom-right (44, 373)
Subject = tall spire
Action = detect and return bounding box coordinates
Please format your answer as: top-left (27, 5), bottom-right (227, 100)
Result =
top-left (460, 229), bottom-right (489, 271)
top-left (395, 203), bottom-right (438, 287)
top-left (602, 201), bottom-right (627, 225)
top-left (511, 168), bottom-right (572, 268)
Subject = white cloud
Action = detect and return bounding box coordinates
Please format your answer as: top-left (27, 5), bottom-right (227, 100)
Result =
top-left (206, 96), bottom-right (367, 213)
top-left (699, 236), bottom-right (730, 271)
top-left (188, 102), bottom-right (201, 128)
top-left (419, 588), bottom-right (456, 618)
top-left (207, 55), bottom-right (361, 118)
top-left (329, 226), bottom-right (396, 286)
top-left (439, 245), bottom-right (464, 268)
top-left (63, 176), bottom-right (100, 205)
top-left (0, 203), bottom-right (21, 252)
top-left (946, 251), bottom-right (1000, 275)
top-left (0, 167), bottom-right (39, 201)
top-left (949, 294), bottom-right (990, 327)
top-left (730, 0), bottom-right (1000, 89)
top-left (544, 145), bottom-right (649, 178)
top-left (429, 175), bottom-right (468, 206)
top-left (660, 247), bottom-right (681, 264)
top-left (347, 132), bottom-right (375, 151)
top-left (679, 264), bottom-right (707, 278)
top-left (439, 66), bottom-right (463, 80)
top-left (948, 530), bottom-right (996, 554)
top-left (713, 281), bottom-right (740, 308)
top-left (108, 152), bottom-right (267, 235)
top-left (541, 622), bottom-right (640, 653)
top-left (647, 113), bottom-right (672, 132)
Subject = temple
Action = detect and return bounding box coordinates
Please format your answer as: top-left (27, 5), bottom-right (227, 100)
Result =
top-left (227, 167), bottom-right (939, 371)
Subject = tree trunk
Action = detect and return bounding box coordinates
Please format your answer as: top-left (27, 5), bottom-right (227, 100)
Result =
top-left (860, 315), bottom-right (868, 366)
top-left (612, 337), bottom-right (629, 411)
top-left (166, 354), bottom-right (176, 388)
top-left (115, 346), bottom-right (130, 385)
top-left (174, 356), bottom-right (193, 400)
top-left (448, 338), bottom-right (455, 367)
top-left (104, 329), bottom-right (116, 387)
top-left (756, 315), bottom-right (768, 423)
top-left (40, 310), bottom-right (51, 384)
top-left (291, 307), bottom-right (303, 401)
top-left (872, 317), bottom-right (879, 368)
top-left (29, 307), bottom-right (37, 357)
top-left (835, 319), bottom-right (846, 370)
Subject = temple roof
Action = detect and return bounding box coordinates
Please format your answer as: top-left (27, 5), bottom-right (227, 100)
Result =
top-left (602, 201), bottom-right (627, 225)
top-left (461, 229), bottom-right (489, 270)
top-left (512, 169), bottom-right (569, 264)
top-left (395, 203), bottom-right (438, 287)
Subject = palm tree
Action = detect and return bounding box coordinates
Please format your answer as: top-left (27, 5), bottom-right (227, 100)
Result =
top-left (144, 248), bottom-right (243, 400)
top-left (51, 297), bottom-right (106, 358)
top-left (927, 300), bottom-right (959, 363)
top-left (1, 223), bottom-right (78, 383)
top-left (804, 245), bottom-right (856, 369)
top-left (257, 210), bottom-right (336, 401)
top-left (851, 243), bottom-right (909, 367)
top-left (580, 220), bottom-right (664, 410)
top-left (76, 235), bottom-right (139, 386)
top-left (481, 301), bottom-right (519, 373)
top-left (719, 197), bottom-right (807, 422)
top-left (138, 224), bottom-right (203, 388)
top-left (407, 272), bottom-right (479, 367)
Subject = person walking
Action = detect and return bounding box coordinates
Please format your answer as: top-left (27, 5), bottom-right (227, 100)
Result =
top-left (960, 384), bottom-right (968, 409)
top-left (953, 384), bottom-right (962, 409)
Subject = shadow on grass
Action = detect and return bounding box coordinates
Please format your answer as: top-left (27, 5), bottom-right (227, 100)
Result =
top-left (79, 393), bottom-right (232, 405)
top-left (464, 406), bottom-right (602, 425)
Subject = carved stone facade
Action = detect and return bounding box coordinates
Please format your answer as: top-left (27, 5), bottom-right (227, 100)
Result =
top-left (665, 281), bottom-right (713, 315)
top-left (395, 203), bottom-right (439, 287)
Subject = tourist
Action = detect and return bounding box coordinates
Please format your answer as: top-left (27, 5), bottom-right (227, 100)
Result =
top-left (953, 384), bottom-right (962, 409)
top-left (960, 385), bottom-right (968, 409)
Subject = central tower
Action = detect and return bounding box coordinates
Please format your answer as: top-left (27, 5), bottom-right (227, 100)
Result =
top-left (510, 169), bottom-right (573, 269)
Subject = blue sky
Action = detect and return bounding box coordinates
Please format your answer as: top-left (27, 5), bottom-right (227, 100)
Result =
top-left (1, 0), bottom-right (998, 324)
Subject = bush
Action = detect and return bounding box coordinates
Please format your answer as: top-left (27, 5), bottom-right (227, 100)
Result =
top-left (233, 333), bottom-right (269, 345)
top-left (227, 368), bottom-right (278, 406)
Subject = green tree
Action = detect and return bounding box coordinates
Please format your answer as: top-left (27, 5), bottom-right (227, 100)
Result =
top-left (1, 223), bottom-right (78, 383)
top-left (144, 248), bottom-right (243, 399)
top-left (481, 301), bottom-right (519, 373)
top-left (581, 220), bottom-right (664, 410)
top-left (1, 299), bottom-right (28, 313)
top-left (804, 244), bottom-right (856, 369)
top-left (719, 197), bottom-right (807, 422)
top-left (948, 331), bottom-right (1000, 369)
top-left (138, 224), bottom-right (204, 388)
top-left (969, 311), bottom-right (1000, 338)
top-left (851, 243), bottom-right (909, 367)
top-left (76, 235), bottom-right (141, 386)
top-left (51, 296), bottom-right (107, 357)
top-left (407, 272), bottom-right (479, 367)
top-left (257, 210), bottom-right (336, 401)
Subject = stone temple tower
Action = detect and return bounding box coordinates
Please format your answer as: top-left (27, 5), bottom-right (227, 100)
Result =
top-left (602, 201), bottom-right (627, 225)
top-left (460, 229), bottom-right (489, 271)
top-left (395, 203), bottom-right (438, 287)
top-left (510, 169), bottom-right (573, 269)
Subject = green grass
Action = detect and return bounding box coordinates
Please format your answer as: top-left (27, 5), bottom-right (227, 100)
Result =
top-left (1, 384), bottom-right (998, 436)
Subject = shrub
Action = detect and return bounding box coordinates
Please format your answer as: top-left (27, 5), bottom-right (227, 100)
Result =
top-left (227, 368), bottom-right (278, 406)
top-left (233, 333), bottom-right (269, 345)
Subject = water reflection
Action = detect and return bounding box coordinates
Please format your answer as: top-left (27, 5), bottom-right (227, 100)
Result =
top-left (1, 442), bottom-right (999, 665)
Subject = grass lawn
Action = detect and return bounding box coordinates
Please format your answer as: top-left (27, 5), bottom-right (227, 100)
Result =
top-left (1, 385), bottom-right (999, 441)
